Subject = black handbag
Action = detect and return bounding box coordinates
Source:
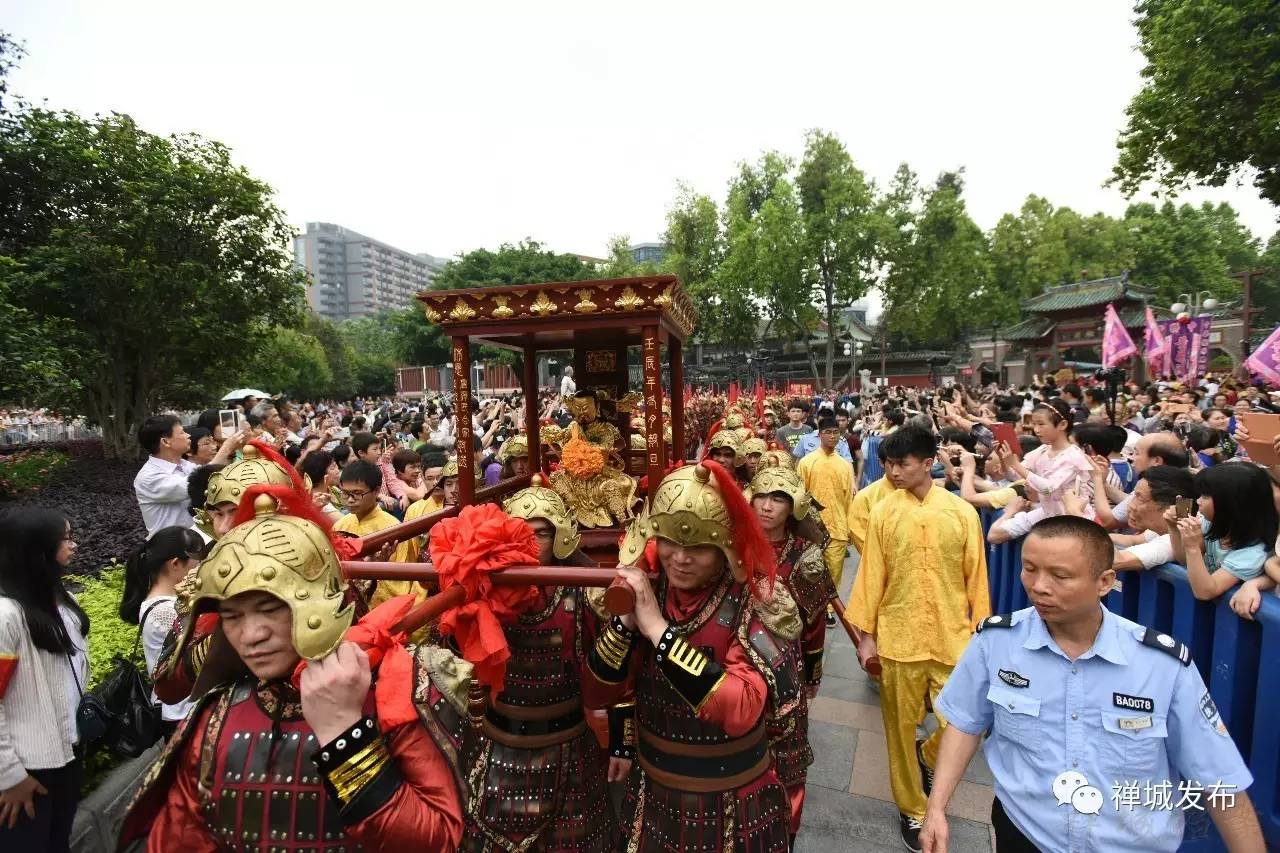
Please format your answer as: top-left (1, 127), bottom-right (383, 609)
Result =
top-left (72, 601), bottom-right (164, 759)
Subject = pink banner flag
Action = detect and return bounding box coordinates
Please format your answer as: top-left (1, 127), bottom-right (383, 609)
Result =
top-left (1245, 325), bottom-right (1280, 386)
top-left (1143, 306), bottom-right (1167, 369)
top-left (1102, 303), bottom-right (1137, 368)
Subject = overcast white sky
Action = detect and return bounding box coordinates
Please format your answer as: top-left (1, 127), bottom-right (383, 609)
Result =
top-left (8, 1), bottom-right (1278, 266)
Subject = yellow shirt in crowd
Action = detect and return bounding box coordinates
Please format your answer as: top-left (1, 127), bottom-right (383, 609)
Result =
top-left (798, 447), bottom-right (857, 541)
top-left (334, 507), bottom-right (415, 609)
top-left (845, 485), bottom-right (990, 665)
top-left (848, 476), bottom-right (894, 555)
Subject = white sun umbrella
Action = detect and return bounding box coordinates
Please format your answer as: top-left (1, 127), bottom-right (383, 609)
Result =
top-left (221, 388), bottom-right (271, 402)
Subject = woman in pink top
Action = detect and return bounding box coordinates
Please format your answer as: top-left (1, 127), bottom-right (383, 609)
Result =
top-left (989, 399), bottom-right (1095, 543)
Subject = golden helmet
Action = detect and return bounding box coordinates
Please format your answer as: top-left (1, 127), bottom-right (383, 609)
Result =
top-left (723, 412), bottom-right (746, 430)
top-left (497, 434), bottom-right (529, 464)
top-left (440, 458), bottom-right (459, 480)
top-left (760, 448), bottom-right (796, 470)
top-left (707, 430), bottom-right (741, 463)
top-left (502, 474), bottom-right (580, 560)
top-left (646, 464), bottom-right (744, 580)
top-left (196, 445), bottom-right (298, 538)
top-left (630, 433), bottom-right (648, 450)
top-left (180, 492), bottom-right (354, 662)
top-left (740, 437), bottom-right (767, 459)
top-left (747, 467), bottom-right (813, 521)
top-left (205, 445), bottom-right (296, 508)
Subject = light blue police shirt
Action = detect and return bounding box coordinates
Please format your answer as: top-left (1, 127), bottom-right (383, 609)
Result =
top-left (791, 432), bottom-right (852, 464)
top-left (935, 605), bottom-right (1252, 853)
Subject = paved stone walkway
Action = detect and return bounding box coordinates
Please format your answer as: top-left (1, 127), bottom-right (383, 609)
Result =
top-left (794, 553), bottom-right (996, 852)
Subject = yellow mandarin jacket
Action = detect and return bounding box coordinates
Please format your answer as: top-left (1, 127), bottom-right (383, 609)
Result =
top-left (334, 507), bottom-right (414, 609)
top-left (797, 447), bottom-right (857, 541)
top-left (845, 485), bottom-right (990, 665)
top-left (848, 476), bottom-right (894, 555)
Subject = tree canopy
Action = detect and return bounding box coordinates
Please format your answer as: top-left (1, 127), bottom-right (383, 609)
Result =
top-left (1111, 0), bottom-right (1280, 207)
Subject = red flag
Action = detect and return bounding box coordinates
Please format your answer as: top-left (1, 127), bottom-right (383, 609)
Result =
top-left (728, 381), bottom-right (739, 404)
top-left (754, 378), bottom-right (765, 421)
top-left (684, 383), bottom-right (693, 405)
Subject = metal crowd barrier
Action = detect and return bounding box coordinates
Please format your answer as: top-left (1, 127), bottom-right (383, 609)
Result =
top-left (978, 510), bottom-right (1280, 851)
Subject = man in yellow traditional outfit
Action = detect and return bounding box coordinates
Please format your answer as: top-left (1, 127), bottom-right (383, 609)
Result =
top-left (844, 425), bottom-right (989, 853)
top-left (847, 440), bottom-right (894, 555)
top-left (797, 415), bottom-right (857, 627)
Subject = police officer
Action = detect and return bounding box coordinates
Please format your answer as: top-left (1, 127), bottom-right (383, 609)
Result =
top-left (920, 515), bottom-right (1263, 852)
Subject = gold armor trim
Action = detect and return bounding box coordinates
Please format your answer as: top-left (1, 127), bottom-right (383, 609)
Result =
top-left (745, 467), bottom-right (814, 522)
top-left (666, 635), bottom-right (707, 677)
top-left (760, 448), bottom-right (796, 471)
top-left (179, 494), bottom-right (355, 662)
top-left (205, 445), bottom-right (295, 509)
top-left (502, 475), bottom-right (581, 560)
top-left (646, 465), bottom-right (745, 581)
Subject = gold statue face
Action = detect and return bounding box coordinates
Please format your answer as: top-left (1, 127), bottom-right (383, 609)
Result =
top-left (179, 495), bottom-right (354, 663)
top-left (503, 475), bottom-right (580, 560)
top-left (566, 394), bottom-right (599, 424)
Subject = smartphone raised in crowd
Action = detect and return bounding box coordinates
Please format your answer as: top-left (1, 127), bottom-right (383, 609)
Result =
top-left (1175, 497), bottom-right (1194, 519)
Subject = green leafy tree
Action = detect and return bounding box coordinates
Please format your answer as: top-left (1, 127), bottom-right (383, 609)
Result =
top-left (598, 234), bottom-right (661, 278)
top-left (0, 109), bottom-right (304, 457)
top-left (796, 130), bottom-right (882, 387)
top-left (243, 328), bottom-right (333, 401)
top-left (388, 241), bottom-right (595, 379)
top-left (1112, 0), bottom-right (1280, 206)
top-left (1123, 201), bottom-right (1259, 306)
top-left (1255, 233), bottom-right (1280, 328)
top-left (429, 240), bottom-right (594, 291)
top-left (662, 185), bottom-right (737, 343)
top-left (880, 172), bottom-right (991, 345)
top-left (719, 153), bottom-right (817, 376)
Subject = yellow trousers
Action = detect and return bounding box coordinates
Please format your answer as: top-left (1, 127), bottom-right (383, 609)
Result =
top-left (823, 538), bottom-right (849, 589)
top-left (879, 657), bottom-right (952, 819)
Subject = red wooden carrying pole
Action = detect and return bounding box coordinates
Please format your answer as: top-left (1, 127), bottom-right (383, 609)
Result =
top-left (342, 563), bottom-right (641, 638)
top-left (642, 325), bottom-right (665, 506)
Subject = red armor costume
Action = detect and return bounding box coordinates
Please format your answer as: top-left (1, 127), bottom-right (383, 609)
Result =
top-left (582, 462), bottom-right (801, 853)
top-left (119, 488), bottom-right (466, 852)
top-left (454, 480), bottom-right (618, 852)
top-left (748, 467), bottom-right (837, 837)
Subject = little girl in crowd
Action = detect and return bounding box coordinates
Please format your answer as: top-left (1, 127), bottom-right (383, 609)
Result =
top-left (988, 398), bottom-right (1095, 544)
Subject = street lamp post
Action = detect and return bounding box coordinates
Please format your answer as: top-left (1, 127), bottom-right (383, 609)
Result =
top-left (1169, 291), bottom-right (1219, 321)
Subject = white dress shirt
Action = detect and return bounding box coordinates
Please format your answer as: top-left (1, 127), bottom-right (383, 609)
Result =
top-left (133, 455), bottom-right (198, 537)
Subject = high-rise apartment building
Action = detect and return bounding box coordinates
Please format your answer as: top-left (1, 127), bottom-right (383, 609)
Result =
top-left (293, 222), bottom-right (448, 321)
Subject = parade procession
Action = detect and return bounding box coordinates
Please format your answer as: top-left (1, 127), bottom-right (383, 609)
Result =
top-left (5, 4), bottom-right (1280, 852)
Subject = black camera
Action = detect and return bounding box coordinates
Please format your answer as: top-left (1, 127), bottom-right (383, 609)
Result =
top-left (1093, 367), bottom-right (1126, 384)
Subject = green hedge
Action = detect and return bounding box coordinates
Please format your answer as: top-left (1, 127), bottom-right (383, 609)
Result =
top-left (0, 448), bottom-right (70, 499)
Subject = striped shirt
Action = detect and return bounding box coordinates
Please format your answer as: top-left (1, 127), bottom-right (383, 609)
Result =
top-left (0, 597), bottom-right (87, 788)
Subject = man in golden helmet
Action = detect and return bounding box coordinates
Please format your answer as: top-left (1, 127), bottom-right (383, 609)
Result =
top-left (120, 487), bottom-right (469, 852)
top-left (741, 436), bottom-right (768, 480)
top-left (195, 442), bottom-right (298, 540)
top-left (451, 477), bottom-right (620, 851)
top-left (493, 433), bottom-right (530, 482)
top-left (583, 461), bottom-right (801, 853)
top-left (706, 429), bottom-right (741, 473)
top-left (746, 466), bottom-right (838, 843)
top-left (155, 440), bottom-right (308, 704)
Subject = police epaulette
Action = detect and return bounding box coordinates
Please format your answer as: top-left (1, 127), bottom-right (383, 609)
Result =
top-left (1139, 628), bottom-right (1192, 666)
top-left (976, 614), bottom-right (1013, 633)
